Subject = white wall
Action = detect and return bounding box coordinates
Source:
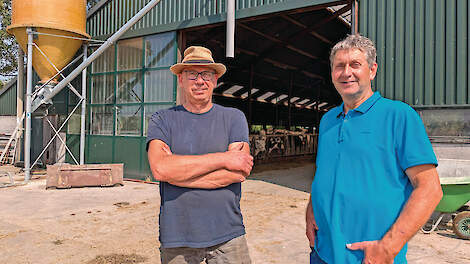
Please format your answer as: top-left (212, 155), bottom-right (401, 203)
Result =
top-left (0, 116), bottom-right (16, 135)
top-left (433, 143), bottom-right (470, 160)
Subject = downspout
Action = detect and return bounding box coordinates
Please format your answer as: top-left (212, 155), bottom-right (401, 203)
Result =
top-left (226, 0), bottom-right (235, 58)
top-left (351, 0), bottom-right (359, 34)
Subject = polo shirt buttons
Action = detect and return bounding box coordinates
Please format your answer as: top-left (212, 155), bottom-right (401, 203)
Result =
top-left (338, 117), bottom-right (346, 143)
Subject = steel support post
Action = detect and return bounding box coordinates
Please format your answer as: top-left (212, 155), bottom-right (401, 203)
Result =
top-left (80, 45), bottom-right (88, 165)
top-left (226, 0), bottom-right (235, 58)
top-left (24, 28), bottom-right (34, 181)
top-left (351, 0), bottom-right (358, 34)
top-left (248, 64), bottom-right (254, 129)
top-left (288, 71), bottom-right (293, 129)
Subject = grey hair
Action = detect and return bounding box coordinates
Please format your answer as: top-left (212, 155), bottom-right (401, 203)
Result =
top-left (329, 34), bottom-right (377, 68)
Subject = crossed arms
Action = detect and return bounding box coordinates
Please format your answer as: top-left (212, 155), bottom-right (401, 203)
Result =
top-left (147, 139), bottom-right (253, 189)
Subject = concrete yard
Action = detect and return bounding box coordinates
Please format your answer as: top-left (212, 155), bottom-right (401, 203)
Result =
top-left (1, 161), bottom-right (470, 264)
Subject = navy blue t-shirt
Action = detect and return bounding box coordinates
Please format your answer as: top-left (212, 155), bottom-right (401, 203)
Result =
top-left (146, 104), bottom-right (249, 248)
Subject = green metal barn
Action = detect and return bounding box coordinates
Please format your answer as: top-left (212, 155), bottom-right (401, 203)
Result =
top-left (1, 0), bottom-right (468, 179)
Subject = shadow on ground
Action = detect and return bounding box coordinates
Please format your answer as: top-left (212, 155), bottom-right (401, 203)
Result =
top-left (250, 157), bottom-right (315, 193)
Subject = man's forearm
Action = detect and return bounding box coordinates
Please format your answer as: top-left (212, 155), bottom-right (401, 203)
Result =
top-left (380, 172), bottom-right (442, 255)
top-left (148, 140), bottom-right (252, 184)
top-left (152, 152), bottom-right (227, 182)
top-left (167, 168), bottom-right (246, 189)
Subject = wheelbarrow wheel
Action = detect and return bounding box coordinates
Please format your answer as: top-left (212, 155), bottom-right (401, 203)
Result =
top-left (452, 211), bottom-right (470, 240)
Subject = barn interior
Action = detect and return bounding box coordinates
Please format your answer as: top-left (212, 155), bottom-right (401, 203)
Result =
top-left (181, 2), bottom-right (352, 134)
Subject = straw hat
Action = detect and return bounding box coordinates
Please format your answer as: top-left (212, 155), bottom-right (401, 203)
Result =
top-left (170, 46), bottom-right (226, 76)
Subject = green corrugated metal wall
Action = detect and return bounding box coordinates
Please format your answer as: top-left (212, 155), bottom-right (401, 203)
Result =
top-left (359, 0), bottom-right (469, 107)
top-left (87, 0), bottom-right (341, 38)
top-left (0, 83), bottom-right (17, 115)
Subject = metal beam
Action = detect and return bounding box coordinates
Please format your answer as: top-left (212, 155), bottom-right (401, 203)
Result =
top-left (210, 39), bottom-right (325, 81)
top-left (184, 1), bottom-right (350, 37)
top-left (24, 28), bottom-right (33, 181)
top-left (276, 95), bottom-right (290, 105)
top-left (351, 0), bottom-right (358, 34)
top-left (290, 4), bottom-right (351, 40)
top-left (288, 71), bottom-right (293, 128)
top-left (237, 46), bottom-right (324, 79)
top-left (237, 22), bottom-right (324, 62)
top-left (248, 65), bottom-right (254, 126)
top-left (214, 82), bottom-right (231, 92)
top-left (236, 0), bottom-right (350, 23)
top-left (244, 89), bottom-right (267, 101)
top-left (237, 69), bottom-right (322, 95)
top-left (280, 14), bottom-right (332, 45)
top-left (241, 4), bottom-right (351, 68)
top-left (226, 0), bottom-right (235, 57)
top-left (264, 92), bottom-right (282, 103)
top-left (80, 45), bottom-right (87, 165)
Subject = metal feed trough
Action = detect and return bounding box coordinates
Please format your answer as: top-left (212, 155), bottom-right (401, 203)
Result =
top-left (46, 163), bottom-right (123, 189)
top-left (421, 159), bottom-right (470, 239)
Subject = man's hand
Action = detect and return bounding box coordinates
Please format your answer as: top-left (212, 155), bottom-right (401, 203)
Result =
top-left (346, 164), bottom-right (441, 264)
top-left (306, 196), bottom-right (318, 247)
top-left (346, 240), bottom-right (395, 264)
top-left (224, 147), bottom-right (253, 176)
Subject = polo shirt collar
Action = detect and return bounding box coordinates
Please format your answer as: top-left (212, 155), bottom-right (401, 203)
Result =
top-left (336, 91), bottom-right (382, 118)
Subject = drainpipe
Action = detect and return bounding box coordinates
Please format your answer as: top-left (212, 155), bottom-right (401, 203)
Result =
top-left (351, 0), bottom-right (358, 34)
top-left (226, 0), bottom-right (235, 58)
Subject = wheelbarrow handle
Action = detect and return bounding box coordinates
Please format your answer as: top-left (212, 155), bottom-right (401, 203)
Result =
top-left (421, 212), bottom-right (446, 234)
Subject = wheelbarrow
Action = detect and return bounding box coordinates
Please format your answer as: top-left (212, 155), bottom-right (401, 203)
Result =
top-left (421, 159), bottom-right (470, 240)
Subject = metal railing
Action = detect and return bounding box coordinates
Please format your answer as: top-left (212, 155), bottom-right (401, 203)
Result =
top-left (249, 133), bottom-right (317, 160)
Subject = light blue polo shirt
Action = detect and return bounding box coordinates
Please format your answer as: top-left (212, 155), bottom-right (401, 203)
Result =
top-left (311, 92), bottom-right (437, 264)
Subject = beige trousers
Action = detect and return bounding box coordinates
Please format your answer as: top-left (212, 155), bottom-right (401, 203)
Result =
top-left (160, 235), bottom-right (251, 264)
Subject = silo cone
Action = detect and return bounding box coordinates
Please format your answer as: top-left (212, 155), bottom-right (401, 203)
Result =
top-left (7, 0), bottom-right (90, 84)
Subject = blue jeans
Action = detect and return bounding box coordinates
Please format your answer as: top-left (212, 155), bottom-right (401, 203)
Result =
top-left (310, 248), bottom-right (327, 264)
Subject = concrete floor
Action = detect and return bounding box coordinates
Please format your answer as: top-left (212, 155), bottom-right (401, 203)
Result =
top-left (0, 162), bottom-right (469, 264)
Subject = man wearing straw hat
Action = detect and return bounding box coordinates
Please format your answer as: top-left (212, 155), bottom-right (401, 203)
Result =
top-left (147, 46), bottom-right (252, 264)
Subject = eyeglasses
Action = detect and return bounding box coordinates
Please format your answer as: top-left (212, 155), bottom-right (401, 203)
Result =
top-left (183, 70), bottom-right (215, 81)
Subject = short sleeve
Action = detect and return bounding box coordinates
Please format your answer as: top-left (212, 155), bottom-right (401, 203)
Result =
top-left (395, 105), bottom-right (438, 170)
top-left (229, 109), bottom-right (249, 144)
top-left (146, 110), bottom-right (170, 151)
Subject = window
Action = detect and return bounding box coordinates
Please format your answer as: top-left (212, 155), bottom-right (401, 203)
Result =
top-left (91, 75), bottom-right (115, 104)
top-left (144, 70), bottom-right (174, 102)
top-left (117, 72), bottom-right (143, 103)
top-left (145, 32), bottom-right (175, 68)
top-left (116, 105), bottom-right (142, 136)
top-left (78, 32), bottom-right (176, 137)
top-left (92, 45), bottom-right (115, 73)
top-left (118, 38), bottom-right (143, 70)
top-left (90, 106), bottom-right (114, 135)
top-left (67, 108), bottom-right (83, 134)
